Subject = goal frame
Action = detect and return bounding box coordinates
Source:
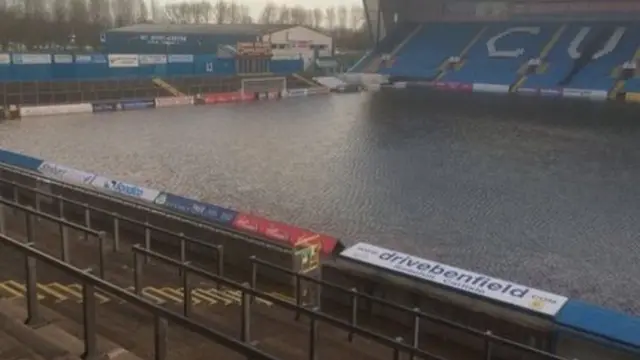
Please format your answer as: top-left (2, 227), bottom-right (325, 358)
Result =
top-left (240, 76), bottom-right (288, 94)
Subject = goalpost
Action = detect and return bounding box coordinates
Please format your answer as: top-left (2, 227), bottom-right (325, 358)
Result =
top-left (240, 76), bottom-right (288, 96)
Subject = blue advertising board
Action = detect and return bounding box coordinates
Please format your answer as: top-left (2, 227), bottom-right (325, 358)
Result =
top-left (119, 99), bottom-right (156, 111)
top-left (153, 193), bottom-right (237, 225)
top-left (0, 149), bottom-right (44, 171)
top-left (92, 102), bottom-right (119, 113)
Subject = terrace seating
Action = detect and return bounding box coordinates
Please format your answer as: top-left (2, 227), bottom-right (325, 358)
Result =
top-left (379, 23), bottom-right (483, 79)
top-left (373, 20), bottom-right (640, 92)
top-left (443, 23), bottom-right (557, 85)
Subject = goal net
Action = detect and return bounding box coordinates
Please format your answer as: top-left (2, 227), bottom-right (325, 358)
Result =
top-left (240, 76), bottom-right (287, 95)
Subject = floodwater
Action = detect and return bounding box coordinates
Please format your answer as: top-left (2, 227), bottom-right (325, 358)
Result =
top-left (2, 89), bottom-right (640, 314)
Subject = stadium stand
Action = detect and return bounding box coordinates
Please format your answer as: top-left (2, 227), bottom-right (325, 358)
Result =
top-left (361, 19), bottom-right (640, 99)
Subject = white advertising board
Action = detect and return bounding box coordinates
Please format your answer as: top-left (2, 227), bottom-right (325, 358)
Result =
top-left (472, 83), bottom-right (510, 94)
top-left (139, 54), bottom-right (167, 65)
top-left (341, 243), bottom-right (569, 316)
top-left (0, 54), bottom-right (10, 65)
top-left (37, 162), bottom-right (96, 187)
top-left (90, 175), bottom-right (160, 203)
top-left (108, 54), bottom-right (139, 68)
top-left (562, 88), bottom-right (607, 101)
top-left (20, 103), bottom-right (93, 117)
top-left (155, 96), bottom-right (194, 107)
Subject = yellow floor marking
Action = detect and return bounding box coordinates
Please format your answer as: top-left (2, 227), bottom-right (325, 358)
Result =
top-left (192, 289), bottom-right (221, 306)
top-left (36, 284), bottom-right (68, 303)
top-left (0, 281), bottom-right (280, 308)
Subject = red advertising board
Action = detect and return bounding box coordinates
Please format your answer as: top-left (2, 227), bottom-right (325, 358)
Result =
top-left (232, 212), bottom-right (339, 255)
top-left (202, 92), bottom-right (254, 105)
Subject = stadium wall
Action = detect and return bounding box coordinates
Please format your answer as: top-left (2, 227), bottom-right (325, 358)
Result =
top-left (0, 53), bottom-right (304, 82)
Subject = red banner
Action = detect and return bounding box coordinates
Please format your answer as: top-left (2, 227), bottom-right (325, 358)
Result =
top-left (232, 212), bottom-right (339, 255)
top-left (202, 92), bottom-right (254, 104)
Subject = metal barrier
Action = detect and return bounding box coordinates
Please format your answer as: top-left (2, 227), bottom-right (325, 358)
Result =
top-left (250, 258), bottom-right (570, 360)
top-left (0, 233), bottom-right (279, 360)
top-left (0, 162), bottom-right (288, 252)
top-left (0, 176), bottom-right (225, 281)
top-left (132, 246), bottom-right (442, 360)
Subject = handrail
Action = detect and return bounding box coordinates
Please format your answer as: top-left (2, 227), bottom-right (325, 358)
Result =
top-left (0, 196), bottom-right (100, 238)
top-left (0, 163), bottom-right (289, 252)
top-left (0, 233), bottom-right (279, 360)
top-left (132, 246), bottom-right (443, 360)
top-left (0, 177), bottom-right (222, 254)
top-left (0, 163), bottom-right (287, 251)
top-left (250, 258), bottom-right (569, 360)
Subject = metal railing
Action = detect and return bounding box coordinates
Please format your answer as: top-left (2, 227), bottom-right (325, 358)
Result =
top-left (1, 178), bottom-right (226, 281)
top-left (0, 162), bottom-right (289, 253)
top-left (250, 258), bottom-right (570, 360)
top-left (132, 246), bottom-right (442, 360)
top-left (0, 233), bottom-right (279, 360)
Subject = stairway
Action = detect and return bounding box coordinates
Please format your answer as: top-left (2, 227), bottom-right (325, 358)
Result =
top-left (435, 26), bottom-right (488, 81)
top-left (512, 24), bottom-right (567, 91)
top-left (152, 77), bottom-right (184, 97)
top-left (609, 46), bottom-right (640, 97)
top-left (366, 24), bottom-right (424, 73)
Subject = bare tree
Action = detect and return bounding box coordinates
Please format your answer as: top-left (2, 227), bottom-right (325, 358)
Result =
top-left (213, 0), bottom-right (227, 24)
top-left (112, 0), bottom-right (135, 27)
top-left (325, 7), bottom-right (336, 30)
top-left (137, 0), bottom-right (149, 22)
top-left (259, 1), bottom-right (276, 24)
top-left (290, 5), bottom-right (309, 26)
top-left (337, 5), bottom-right (347, 30)
top-left (349, 5), bottom-right (364, 30)
top-left (312, 8), bottom-right (323, 29)
top-left (277, 5), bottom-right (290, 24)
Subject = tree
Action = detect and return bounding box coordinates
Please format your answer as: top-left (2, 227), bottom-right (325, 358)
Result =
top-left (325, 7), bottom-right (335, 30)
top-left (259, 1), bottom-right (276, 24)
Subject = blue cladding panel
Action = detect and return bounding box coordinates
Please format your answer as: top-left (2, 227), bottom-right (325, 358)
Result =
top-left (556, 300), bottom-right (640, 349)
top-left (0, 149), bottom-right (44, 171)
top-left (270, 59), bottom-right (303, 74)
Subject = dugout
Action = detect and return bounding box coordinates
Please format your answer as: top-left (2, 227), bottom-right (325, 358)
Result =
top-left (321, 254), bottom-right (561, 360)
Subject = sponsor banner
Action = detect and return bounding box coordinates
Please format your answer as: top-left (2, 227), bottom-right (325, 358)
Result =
top-left (53, 54), bottom-right (73, 64)
top-left (90, 175), bottom-right (160, 202)
top-left (168, 54), bottom-right (194, 63)
top-left (625, 92), bottom-right (640, 103)
top-left (119, 99), bottom-right (156, 110)
top-left (516, 87), bottom-right (539, 95)
top-left (0, 54), bottom-right (10, 65)
top-left (539, 88), bottom-right (562, 97)
top-left (201, 92), bottom-right (251, 104)
top-left (237, 42), bottom-right (272, 57)
top-left (341, 243), bottom-right (569, 316)
top-left (232, 212), bottom-right (339, 255)
top-left (12, 54), bottom-right (52, 65)
top-left (435, 81), bottom-right (473, 92)
top-left (472, 83), bottom-right (510, 94)
top-left (153, 193), bottom-right (237, 225)
top-left (92, 102), bottom-right (119, 113)
top-left (0, 149), bottom-right (44, 171)
top-left (139, 54), bottom-right (167, 65)
top-left (306, 87), bottom-right (330, 95)
top-left (37, 162), bottom-right (96, 186)
top-left (75, 54), bottom-right (107, 64)
top-left (20, 103), bottom-right (93, 117)
top-left (155, 96), bottom-right (194, 107)
top-left (108, 54), bottom-right (139, 68)
top-left (562, 88), bottom-right (607, 101)
top-left (285, 88), bottom-right (308, 97)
